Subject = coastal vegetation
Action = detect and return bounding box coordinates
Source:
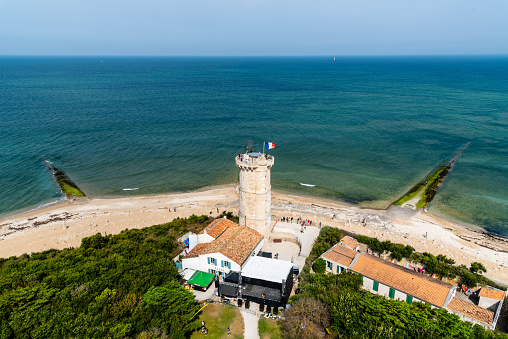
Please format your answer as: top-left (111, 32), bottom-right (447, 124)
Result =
top-left (45, 161), bottom-right (86, 197)
top-left (394, 165), bottom-right (450, 209)
top-left (0, 214), bottom-right (215, 338)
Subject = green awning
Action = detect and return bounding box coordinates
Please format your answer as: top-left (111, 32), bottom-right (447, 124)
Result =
top-left (187, 270), bottom-right (215, 288)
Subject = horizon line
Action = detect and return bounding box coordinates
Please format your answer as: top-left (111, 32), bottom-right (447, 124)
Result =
top-left (1, 53), bottom-right (508, 58)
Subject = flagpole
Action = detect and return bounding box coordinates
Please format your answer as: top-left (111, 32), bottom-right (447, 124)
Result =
top-left (262, 141), bottom-right (265, 154)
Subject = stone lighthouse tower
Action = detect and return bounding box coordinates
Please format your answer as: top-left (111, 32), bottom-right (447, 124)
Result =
top-left (235, 151), bottom-right (274, 234)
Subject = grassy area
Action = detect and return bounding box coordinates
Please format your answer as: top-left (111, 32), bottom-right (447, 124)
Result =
top-left (393, 183), bottom-right (425, 206)
top-left (190, 303), bottom-right (244, 339)
top-left (393, 165), bottom-right (449, 209)
top-left (258, 318), bottom-right (282, 339)
top-left (53, 166), bottom-right (86, 197)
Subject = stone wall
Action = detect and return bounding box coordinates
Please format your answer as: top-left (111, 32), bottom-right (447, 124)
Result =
top-left (236, 154), bottom-right (274, 234)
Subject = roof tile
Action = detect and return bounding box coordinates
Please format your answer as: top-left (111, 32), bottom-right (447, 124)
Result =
top-left (479, 287), bottom-right (506, 301)
top-left (447, 297), bottom-right (495, 325)
top-left (351, 254), bottom-right (453, 307)
top-left (322, 243), bottom-right (358, 267)
top-left (340, 236), bottom-right (361, 250)
top-left (186, 219), bottom-right (263, 266)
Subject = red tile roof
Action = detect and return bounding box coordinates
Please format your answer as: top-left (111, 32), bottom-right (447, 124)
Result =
top-left (479, 287), bottom-right (506, 301)
top-left (186, 219), bottom-right (263, 266)
top-left (340, 236), bottom-right (361, 250)
top-left (351, 254), bottom-right (453, 307)
top-left (322, 243), bottom-right (358, 267)
top-left (447, 297), bottom-right (495, 325)
top-left (199, 218), bottom-right (238, 239)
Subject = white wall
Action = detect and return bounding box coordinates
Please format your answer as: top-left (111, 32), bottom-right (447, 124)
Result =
top-left (448, 310), bottom-right (493, 330)
top-left (479, 297), bottom-right (499, 310)
top-left (323, 259), bottom-right (349, 274)
top-left (182, 252), bottom-right (242, 276)
top-left (188, 234), bottom-right (198, 251)
top-left (362, 276), bottom-right (416, 303)
top-left (197, 233), bottom-right (214, 244)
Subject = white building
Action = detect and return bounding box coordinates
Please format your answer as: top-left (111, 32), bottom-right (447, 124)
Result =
top-left (182, 218), bottom-right (264, 277)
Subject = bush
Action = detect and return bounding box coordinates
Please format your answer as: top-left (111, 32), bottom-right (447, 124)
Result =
top-left (312, 258), bottom-right (326, 274)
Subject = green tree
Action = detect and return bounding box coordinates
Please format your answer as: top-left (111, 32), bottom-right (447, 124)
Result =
top-left (470, 262), bottom-right (487, 274)
top-left (312, 258), bottom-right (326, 274)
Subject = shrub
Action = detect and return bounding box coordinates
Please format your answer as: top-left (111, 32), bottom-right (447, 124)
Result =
top-left (312, 258), bottom-right (326, 274)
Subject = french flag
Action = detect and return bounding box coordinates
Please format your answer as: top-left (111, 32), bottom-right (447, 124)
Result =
top-left (264, 142), bottom-right (276, 150)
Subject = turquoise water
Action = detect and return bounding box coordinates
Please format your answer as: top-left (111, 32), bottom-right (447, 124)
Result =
top-left (1, 56), bottom-right (507, 236)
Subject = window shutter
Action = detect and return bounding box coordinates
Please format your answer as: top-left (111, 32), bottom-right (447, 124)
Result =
top-left (208, 269), bottom-right (210, 273)
top-left (406, 295), bottom-right (413, 305)
top-left (228, 261), bottom-right (231, 269)
top-left (221, 260), bottom-right (224, 267)
top-left (207, 257), bottom-right (210, 264)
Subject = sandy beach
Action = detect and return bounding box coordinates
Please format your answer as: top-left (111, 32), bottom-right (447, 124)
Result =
top-left (1, 186), bottom-right (507, 285)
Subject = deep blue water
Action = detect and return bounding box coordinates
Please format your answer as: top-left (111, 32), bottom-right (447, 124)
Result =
top-left (1, 56), bottom-right (507, 236)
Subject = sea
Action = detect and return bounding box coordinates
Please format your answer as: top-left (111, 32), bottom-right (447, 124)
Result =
top-left (1, 56), bottom-right (507, 237)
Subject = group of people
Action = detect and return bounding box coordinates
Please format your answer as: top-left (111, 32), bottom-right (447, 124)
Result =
top-left (280, 216), bottom-right (315, 226)
top-left (280, 216), bottom-right (320, 233)
top-left (201, 321), bottom-right (231, 336)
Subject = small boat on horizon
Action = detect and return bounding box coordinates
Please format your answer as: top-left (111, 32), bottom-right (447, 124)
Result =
top-left (300, 183), bottom-right (315, 187)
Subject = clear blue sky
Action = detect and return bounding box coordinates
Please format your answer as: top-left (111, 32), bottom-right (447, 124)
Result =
top-left (1, 0), bottom-right (507, 56)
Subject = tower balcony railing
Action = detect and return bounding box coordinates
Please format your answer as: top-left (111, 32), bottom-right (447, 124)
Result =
top-left (236, 154), bottom-right (274, 168)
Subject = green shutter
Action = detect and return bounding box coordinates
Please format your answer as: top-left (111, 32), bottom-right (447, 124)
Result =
top-left (373, 281), bottom-right (379, 292)
top-left (389, 288), bottom-right (395, 299)
top-left (406, 295), bottom-right (413, 305)
top-left (337, 266), bottom-right (340, 273)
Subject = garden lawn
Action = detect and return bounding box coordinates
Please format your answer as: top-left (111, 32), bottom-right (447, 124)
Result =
top-left (258, 318), bottom-right (282, 339)
top-left (190, 303), bottom-right (244, 339)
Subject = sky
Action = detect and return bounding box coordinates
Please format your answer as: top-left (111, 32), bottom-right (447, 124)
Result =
top-left (0, 0), bottom-right (507, 56)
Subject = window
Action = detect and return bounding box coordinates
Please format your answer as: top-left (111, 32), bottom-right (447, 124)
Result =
top-left (389, 288), bottom-right (395, 299)
top-left (406, 295), bottom-right (413, 305)
top-left (207, 257), bottom-right (217, 266)
top-left (222, 260), bottom-right (231, 269)
top-left (326, 261), bottom-right (333, 270)
top-left (373, 281), bottom-right (379, 292)
top-left (337, 266), bottom-right (341, 274)
top-left (209, 269), bottom-right (216, 275)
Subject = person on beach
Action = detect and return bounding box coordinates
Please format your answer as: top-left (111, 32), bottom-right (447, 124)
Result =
top-left (227, 327), bottom-right (231, 336)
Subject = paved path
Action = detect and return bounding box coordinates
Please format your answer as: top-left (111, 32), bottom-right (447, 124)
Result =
top-left (272, 222), bottom-right (320, 257)
top-left (240, 309), bottom-right (260, 339)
